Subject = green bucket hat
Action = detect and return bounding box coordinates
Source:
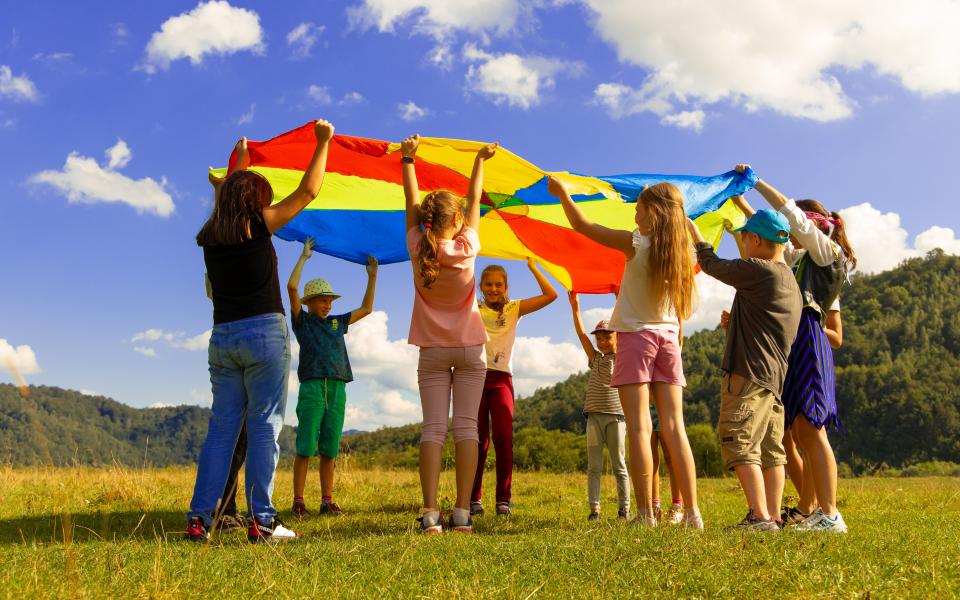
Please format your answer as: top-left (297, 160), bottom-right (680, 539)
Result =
top-left (302, 279), bottom-right (341, 302)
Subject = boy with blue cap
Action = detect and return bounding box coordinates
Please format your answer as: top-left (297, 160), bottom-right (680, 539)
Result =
top-left (687, 203), bottom-right (802, 531)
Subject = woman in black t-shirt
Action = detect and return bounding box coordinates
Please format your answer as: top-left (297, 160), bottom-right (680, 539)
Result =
top-left (186, 120), bottom-right (335, 544)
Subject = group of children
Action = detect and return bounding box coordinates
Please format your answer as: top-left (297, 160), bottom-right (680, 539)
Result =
top-left (262, 135), bottom-right (854, 536)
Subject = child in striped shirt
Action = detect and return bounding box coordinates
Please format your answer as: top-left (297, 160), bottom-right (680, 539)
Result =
top-left (569, 293), bottom-right (631, 521)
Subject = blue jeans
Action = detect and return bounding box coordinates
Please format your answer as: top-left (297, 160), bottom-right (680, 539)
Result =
top-left (188, 313), bottom-right (290, 526)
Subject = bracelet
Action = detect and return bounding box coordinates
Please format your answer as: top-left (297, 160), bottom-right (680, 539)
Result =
top-left (401, 156), bottom-right (415, 164)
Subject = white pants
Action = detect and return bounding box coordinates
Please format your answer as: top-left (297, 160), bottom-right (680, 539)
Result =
top-left (586, 413), bottom-right (631, 509)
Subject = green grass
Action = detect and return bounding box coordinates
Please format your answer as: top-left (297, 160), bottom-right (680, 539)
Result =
top-left (0, 463), bottom-right (957, 598)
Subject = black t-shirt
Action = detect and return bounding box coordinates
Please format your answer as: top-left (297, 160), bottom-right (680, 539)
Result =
top-left (202, 218), bottom-right (285, 324)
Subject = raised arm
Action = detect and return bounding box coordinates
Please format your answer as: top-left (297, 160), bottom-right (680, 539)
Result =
top-left (518, 258), bottom-right (558, 316)
top-left (567, 292), bottom-right (596, 361)
top-left (465, 143), bottom-right (498, 230)
top-left (349, 256), bottom-right (378, 324)
top-left (286, 238), bottom-right (313, 320)
top-left (263, 120), bottom-right (335, 233)
top-left (688, 218), bottom-right (757, 288)
top-left (547, 176), bottom-right (633, 255)
top-left (728, 193), bottom-right (755, 258)
top-left (401, 134), bottom-right (421, 231)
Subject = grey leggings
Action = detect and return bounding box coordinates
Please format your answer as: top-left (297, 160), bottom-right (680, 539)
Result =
top-left (586, 412), bottom-right (631, 509)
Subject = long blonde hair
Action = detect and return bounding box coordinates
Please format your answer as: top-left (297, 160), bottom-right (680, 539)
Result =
top-left (416, 190), bottom-right (465, 288)
top-left (639, 182), bottom-right (697, 320)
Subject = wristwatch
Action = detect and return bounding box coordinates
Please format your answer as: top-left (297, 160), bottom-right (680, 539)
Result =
top-left (401, 156), bottom-right (415, 164)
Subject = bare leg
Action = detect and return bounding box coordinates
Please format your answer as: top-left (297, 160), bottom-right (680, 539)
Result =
top-left (762, 465), bottom-right (785, 520)
top-left (619, 383), bottom-right (653, 519)
top-left (293, 455), bottom-right (310, 499)
top-left (650, 432), bottom-right (661, 505)
top-left (319, 455), bottom-right (335, 498)
top-left (794, 416), bottom-right (838, 515)
top-left (796, 428), bottom-right (818, 513)
top-left (454, 440), bottom-right (478, 511)
top-left (652, 383), bottom-right (699, 514)
top-left (733, 464), bottom-right (770, 520)
top-left (783, 428), bottom-right (804, 495)
top-left (660, 436), bottom-right (682, 504)
top-left (419, 441), bottom-right (443, 509)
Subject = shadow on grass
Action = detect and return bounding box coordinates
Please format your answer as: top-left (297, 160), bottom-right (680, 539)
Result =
top-left (0, 509), bottom-right (445, 545)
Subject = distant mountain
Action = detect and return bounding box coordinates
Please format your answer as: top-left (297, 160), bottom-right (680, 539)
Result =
top-left (0, 385), bottom-right (297, 466)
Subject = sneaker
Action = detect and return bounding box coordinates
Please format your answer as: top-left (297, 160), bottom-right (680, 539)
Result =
top-left (617, 508), bottom-right (631, 520)
top-left (319, 501), bottom-right (344, 516)
top-left (633, 513), bottom-right (658, 528)
top-left (795, 509), bottom-right (848, 533)
top-left (449, 512), bottom-right (474, 534)
top-left (215, 513), bottom-right (246, 531)
top-left (780, 506), bottom-right (809, 526)
top-left (292, 501), bottom-right (310, 518)
top-left (588, 510), bottom-right (600, 521)
top-left (682, 511), bottom-right (705, 531)
top-left (470, 501), bottom-right (484, 516)
top-left (247, 517), bottom-right (301, 544)
top-left (417, 510), bottom-right (443, 535)
top-left (495, 502), bottom-right (512, 517)
top-left (185, 517), bottom-right (209, 542)
top-left (667, 503), bottom-right (684, 525)
top-left (730, 511), bottom-right (779, 532)
top-left (653, 505), bottom-right (663, 523)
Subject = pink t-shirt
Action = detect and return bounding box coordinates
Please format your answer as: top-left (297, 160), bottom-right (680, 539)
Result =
top-left (406, 226), bottom-right (488, 348)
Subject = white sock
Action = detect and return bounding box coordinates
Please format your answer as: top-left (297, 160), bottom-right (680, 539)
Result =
top-left (452, 507), bottom-right (471, 525)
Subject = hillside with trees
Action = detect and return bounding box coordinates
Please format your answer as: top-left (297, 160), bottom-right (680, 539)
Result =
top-left (1, 251), bottom-right (957, 473)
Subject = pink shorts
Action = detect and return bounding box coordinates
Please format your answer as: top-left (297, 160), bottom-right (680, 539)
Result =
top-left (611, 329), bottom-right (686, 388)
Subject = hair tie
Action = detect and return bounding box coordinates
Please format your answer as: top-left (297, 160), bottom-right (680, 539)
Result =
top-left (804, 210), bottom-right (839, 231)
top-left (424, 221), bottom-right (433, 229)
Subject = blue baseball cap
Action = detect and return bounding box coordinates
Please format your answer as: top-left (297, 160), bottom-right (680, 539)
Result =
top-left (733, 208), bottom-right (791, 243)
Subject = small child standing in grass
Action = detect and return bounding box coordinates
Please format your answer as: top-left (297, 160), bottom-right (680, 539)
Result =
top-left (569, 292), bottom-right (631, 521)
top-left (688, 202), bottom-right (802, 531)
top-left (287, 237), bottom-right (377, 517)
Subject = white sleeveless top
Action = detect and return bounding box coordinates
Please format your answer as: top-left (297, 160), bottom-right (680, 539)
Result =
top-left (478, 300), bottom-right (521, 373)
top-left (608, 230), bottom-right (681, 333)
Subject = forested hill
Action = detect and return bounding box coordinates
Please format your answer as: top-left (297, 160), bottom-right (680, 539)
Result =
top-left (0, 386), bottom-right (297, 466)
top-left (352, 251), bottom-right (960, 472)
top-left (2, 251), bottom-right (958, 471)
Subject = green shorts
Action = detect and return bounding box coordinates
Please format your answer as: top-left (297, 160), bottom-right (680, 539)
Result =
top-left (295, 378), bottom-right (347, 458)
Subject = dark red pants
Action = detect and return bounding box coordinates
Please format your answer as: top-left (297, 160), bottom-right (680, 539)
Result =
top-left (471, 370), bottom-right (514, 502)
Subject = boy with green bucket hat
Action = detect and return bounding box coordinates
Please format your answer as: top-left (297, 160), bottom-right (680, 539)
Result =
top-left (287, 237), bottom-right (378, 517)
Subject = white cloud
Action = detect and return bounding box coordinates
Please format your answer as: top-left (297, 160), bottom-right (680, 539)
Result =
top-left (142, 1), bottom-right (264, 73)
top-left (80, 389), bottom-right (101, 397)
top-left (0, 65), bottom-right (39, 102)
top-left (428, 43), bottom-right (454, 69)
top-left (660, 109), bottom-right (706, 132)
top-left (340, 91), bottom-right (365, 105)
top-left (348, 0), bottom-right (522, 38)
top-left (130, 328), bottom-right (211, 352)
top-left (398, 100), bottom-right (428, 121)
top-left (582, 307), bottom-right (613, 330)
top-left (686, 273), bottom-right (736, 334)
top-left (307, 85), bottom-right (332, 105)
top-left (0, 118), bottom-right (14, 129)
top-left (840, 203), bottom-right (960, 273)
top-left (342, 384), bottom-right (422, 431)
top-left (511, 336), bottom-right (584, 396)
top-left (0, 339), bottom-right (40, 376)
top-left (236, 103), bottom-right (255, 125)
top-left (105, 139), bottom-right (131, 169)
top-left (462, 43), bottom-right (580, 109)
top-left (134, 347), bottom-right (157, 357)
top-left (32, 52), bottom-right (73, 63)
top-left (30, 140), bottom-right (174, 217)
top-left (112, 23), bottom-right (130, 42)
top-left (585, 0), bottom-right (960, 125)
top-left (287, 22), bottom-right (324, 59)
top-left (345, 311), bottom-right (419, 391)
top-left (149, 402), bottom-right (178, 409)
top-left (189, 388), bottom-right (212, 406)
top-left (371, 387), bottom-right (419, 418)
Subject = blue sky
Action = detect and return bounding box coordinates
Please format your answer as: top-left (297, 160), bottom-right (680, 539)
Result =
top-left (2, 0), bottom-right (959, 430)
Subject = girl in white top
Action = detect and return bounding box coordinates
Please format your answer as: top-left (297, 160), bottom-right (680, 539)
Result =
top-left (549, 176), bottom-right (703, 528)
top-left (470, 259), bottom-right (557, 516)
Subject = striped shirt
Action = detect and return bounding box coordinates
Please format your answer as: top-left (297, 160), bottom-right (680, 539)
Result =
top-left (585, 352), bottom-right (622, 415)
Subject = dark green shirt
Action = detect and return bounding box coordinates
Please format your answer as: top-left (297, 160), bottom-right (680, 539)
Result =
top-left (291, 309), bottom-right (353, 383)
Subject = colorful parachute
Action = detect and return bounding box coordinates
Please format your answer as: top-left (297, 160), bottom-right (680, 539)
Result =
top-left (212, 122), bottom-right (757, 293)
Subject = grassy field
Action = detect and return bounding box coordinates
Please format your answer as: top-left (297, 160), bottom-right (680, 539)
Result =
top-left (0, 462), bottom-right (957, 599)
